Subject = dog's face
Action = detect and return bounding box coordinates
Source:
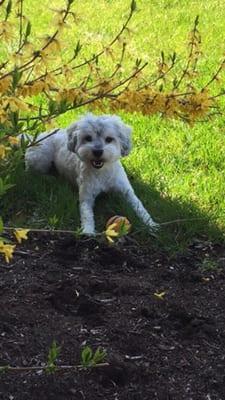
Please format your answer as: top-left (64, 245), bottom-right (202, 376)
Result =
top-left (67, 114), bottom-right (132, 169)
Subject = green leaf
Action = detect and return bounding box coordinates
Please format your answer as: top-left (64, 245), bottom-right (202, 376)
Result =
top-left (81, 346), bottom-right (93, 367)
top-left (74, 40), bottom-right (82, 58)
top-left (81, 346), bottom-right (107, 368)
top-left (47, 340), bottom-right (60, 366)
top-left (92, 348), bottom-right (107, 365)
top-left (25, 21), bottom-right (32, 39)
top-left (130, 0), bottom-right (137, 12)
top-left (12, 68), bottom-right (23, 89)
top-left (45, 341), bottom-right (60, 374)
top-left (195, 15), bottom-right (199, 26)
top-left (5, 0), bottom-right (12, 20)
top-left (0, 217), bottom-right (3, 233)
top-left (48, 100), bottom-right (57, 114)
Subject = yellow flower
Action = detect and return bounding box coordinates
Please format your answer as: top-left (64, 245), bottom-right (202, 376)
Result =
top-left (8, 136), bottom-right (20, 146)
top-left (14, 229), bottom-right (30, 244)
top-left (10, 52), bottom-right (26, 67)
top-left (0, 241), bottom-right (16, 263)
top-left (0, 110), bottom-right (7, 124)
top-left (154, 291), bottom-right (166, 300)
top-left (62, 65), bottom-right (74, 80)
top-left (0, 76), bottom-right (12, 94)
top-left (105, 223), bottom-right (119, 243)
top-left (2, 96), bottom-right (30, 112)
top-left (0, 21), bottom-right (14, 43)
top-left (0, 144), bottom-right (10, 160)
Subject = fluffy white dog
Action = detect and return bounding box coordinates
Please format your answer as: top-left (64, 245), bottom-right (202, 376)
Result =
top-left (25, 113), bottom-right (159, 235)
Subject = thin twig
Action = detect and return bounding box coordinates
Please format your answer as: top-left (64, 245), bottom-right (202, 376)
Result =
top-left (18, 62), bottom-right (148, 124)
top-left (0, 0), bottom-right (72, 82)
top-left (26, 129), bottom-right (60, 148)
top-left (18, 0), bottom-right (23, 50)
top-left (21, 2), bottom-right (136, 87)
top-left (3, 226), bottom-right (103, 243)
top-left (174, 16), bottom-right (199, 90)
top-left (1, 362), bottom-right (110, 373)
top-left (202, 58), bottom-right (225, 91)
top-left (159, 217), bottom-right (207, 226)
top-left (4, 226), bottom-right (76, 234)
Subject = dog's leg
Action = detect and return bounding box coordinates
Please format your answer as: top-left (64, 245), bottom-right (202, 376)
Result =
top-left (115, 174), bottom-right (159, 232)
top-left (124, 188), bottom-right (159, 231)
top-left (79, 188), bottom-right (96, 235)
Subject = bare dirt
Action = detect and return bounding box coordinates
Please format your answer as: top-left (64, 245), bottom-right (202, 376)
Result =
top-left (0, 232), bottom-right (225, 400)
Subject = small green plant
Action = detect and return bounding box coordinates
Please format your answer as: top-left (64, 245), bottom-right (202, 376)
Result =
top-left (81, 346), bottom-right (107, 368)
top-left (0, 365), bottom-right (9, 374)
top-left (45, 340), bottom-right (61, 374)
top-left (73, 227), bottom-right (84, 239)
top-left (48, 215), bottom-right (59, 229)
top-left (200, 258), bottom-right (219, 272)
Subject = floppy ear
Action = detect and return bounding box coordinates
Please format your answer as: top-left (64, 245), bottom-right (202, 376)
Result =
top-left (67, 122), bottom-right (79, 153)
top-left (115, 118), bottom-right (132, 157)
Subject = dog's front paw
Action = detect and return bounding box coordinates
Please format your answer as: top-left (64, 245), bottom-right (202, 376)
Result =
top-left (81, 227), bottom-right (96, 237)
top-left (147, 221), bottom-right (160, 236)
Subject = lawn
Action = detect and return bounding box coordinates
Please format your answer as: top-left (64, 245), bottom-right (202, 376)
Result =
top-left (1, 0), bottom-right (225, 251)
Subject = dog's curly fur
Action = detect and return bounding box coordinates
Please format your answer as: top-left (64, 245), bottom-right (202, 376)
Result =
top-left (25, 113), bottom-right (158, 234)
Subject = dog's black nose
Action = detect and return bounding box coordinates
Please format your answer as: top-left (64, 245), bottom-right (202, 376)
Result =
top-left (93, 149), bottom-right (103, 158)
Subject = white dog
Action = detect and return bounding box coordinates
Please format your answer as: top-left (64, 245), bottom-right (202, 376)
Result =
top-left (25, 113), bottom-right (159, 235)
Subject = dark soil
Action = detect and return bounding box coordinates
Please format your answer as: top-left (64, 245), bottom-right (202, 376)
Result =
top-left (0, 232), bottom-right (225, 400)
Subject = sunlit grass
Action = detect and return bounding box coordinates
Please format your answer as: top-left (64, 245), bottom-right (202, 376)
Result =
top-left (22, 0), bottom-right (225, 81)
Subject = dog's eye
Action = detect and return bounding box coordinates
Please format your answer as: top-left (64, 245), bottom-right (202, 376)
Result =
top-left (105, 137), bottom-right (113, 143)
top-left (84, 135), bottom-right (92, 142)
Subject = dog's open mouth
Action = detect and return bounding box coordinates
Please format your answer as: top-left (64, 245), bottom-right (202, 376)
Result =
top-left (91, 160), bottom-right (104, 169)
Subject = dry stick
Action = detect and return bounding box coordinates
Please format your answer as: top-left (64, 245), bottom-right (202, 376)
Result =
top-left (4, 217), bottom-right (208, 236)
top-left (4, 226), bottom-right (76, 235)
top-left (159, 217), bottom-right (207, 226)
top-left (3, 227), bottom-right (103, 242)
top-left (1, 362), bottom-right (110, 373)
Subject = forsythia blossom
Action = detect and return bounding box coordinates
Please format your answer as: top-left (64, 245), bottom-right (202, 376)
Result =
top-left (0, 144), bottom-right (10, 160)
top-left (0, 241), bottom-right (15, 263)
top-left (14, 229), bottom-right (30, 244)
top-left (8, 136), bottom-right (20, 146)
top-left (105, 223), bottom-right (119, 243)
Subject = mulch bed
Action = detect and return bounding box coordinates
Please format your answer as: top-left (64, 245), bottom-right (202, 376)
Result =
top-left (0, 232), bottom-right (225, 400)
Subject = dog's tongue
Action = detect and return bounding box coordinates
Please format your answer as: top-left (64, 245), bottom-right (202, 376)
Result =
top-left (91, 160), bottom-right (104, 169)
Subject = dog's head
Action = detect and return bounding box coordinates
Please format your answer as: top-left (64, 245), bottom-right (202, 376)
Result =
top-left (67, 113), bottom-right (132, 169)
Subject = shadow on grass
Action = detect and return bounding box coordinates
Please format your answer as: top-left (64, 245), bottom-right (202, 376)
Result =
top-left (1, 160), bottom-right (224, 253)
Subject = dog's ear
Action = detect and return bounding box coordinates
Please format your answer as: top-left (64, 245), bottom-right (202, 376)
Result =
top-left (114, 117), bottom-right (132, 157)
top-left (67, 122), bottom-right (79, 152)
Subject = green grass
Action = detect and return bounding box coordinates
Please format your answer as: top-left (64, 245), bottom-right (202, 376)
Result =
top-left (19, 0), bottom-right (225, 85)
top-left (1, 0), bottom-right (225, 251)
